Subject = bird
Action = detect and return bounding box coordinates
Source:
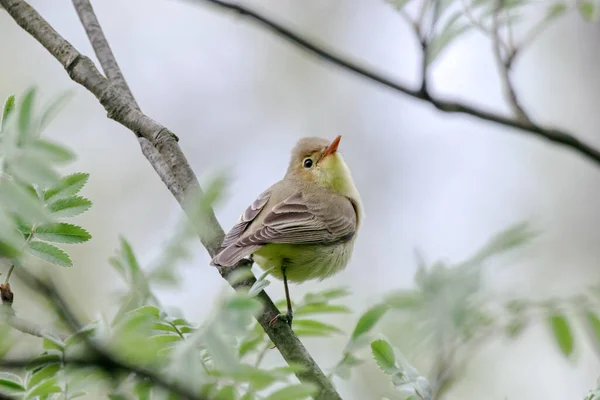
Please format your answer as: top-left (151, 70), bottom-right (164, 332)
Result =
top-left (211, 135), bottom-right (362, 326)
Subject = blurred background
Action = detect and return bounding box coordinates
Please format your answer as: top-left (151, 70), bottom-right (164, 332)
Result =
top-left (1, 0), bottom-right (600, 398)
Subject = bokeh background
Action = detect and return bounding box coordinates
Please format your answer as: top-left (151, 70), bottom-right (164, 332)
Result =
top-left (2, 0), bottom-right (600, 399)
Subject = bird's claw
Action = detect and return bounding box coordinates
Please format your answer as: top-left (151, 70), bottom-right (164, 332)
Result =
top-left (269, 311), bottom-right (293, 327)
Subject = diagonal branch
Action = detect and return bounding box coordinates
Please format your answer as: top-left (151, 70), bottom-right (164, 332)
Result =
top-left (186, 0), bottom-right (600, 167)
top-left (0, 1), bottom-right (342, 399)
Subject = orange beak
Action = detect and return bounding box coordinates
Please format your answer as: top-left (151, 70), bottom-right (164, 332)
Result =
top-left (321, 135), bottom-right (341, 161)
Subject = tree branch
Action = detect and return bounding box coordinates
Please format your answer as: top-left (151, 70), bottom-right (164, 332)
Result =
top-left (491, 0), bottom-right (531, 124)
top-left (9, 268), bottom-right (209, 400)
top-left (185, 0), bottom-right (600, 167)
top-left (1, 1), bottom-right (342, 398)
top-left (0, 282), bottom-right (67, 340)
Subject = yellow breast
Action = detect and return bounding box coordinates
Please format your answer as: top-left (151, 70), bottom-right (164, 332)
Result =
top-left (252, 240), bottom-right (355, 283)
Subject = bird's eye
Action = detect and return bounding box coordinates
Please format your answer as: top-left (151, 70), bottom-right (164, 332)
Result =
top-left (303, 158), bottom-right (313, 169)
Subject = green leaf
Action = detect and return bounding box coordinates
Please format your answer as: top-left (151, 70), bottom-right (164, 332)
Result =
top-left (42, 336), bottom-right (65, 352)
top-left (148, 333), bottom-right (182, 346)
top-left (39, 91), bottom-right (73, 131)
top-left (30, 139), bottom-right (75, 164)
top-left (228, 366), bottom-right (278, 390)
top-left (292, 319), bottom-right (343, 335)
top-left (427, 12), bottom-right (470, 66)
top-left (127, 305), bottom-right (160, 318)
top-left (44, 173), bottom-right (89, 202)
top-left (384, 290), bottom-right (422, 309)
top-left (9, 151), bottom-right (60, 186)
top-left (25, 376), bottom-right (62, 399)
top-left (264, 383), bottom-right (318, 400)
top-left (68, 391), bottom-right (87, 399)
top-left (27, 364), bottom-right (60, 389)
top-left (134, 380), bottom-right (152, 400)
top-left (26, 241), bottom-right (72, 267)
top-left (25, 352), bottom-right (62, 371)
top-left (580, 0), bottom-right (595, 21)
top-left (0, 180), bottom-right (49, 224)
top-left (1, 95), bottom-right (15, 131)
top-left (371, 339), bottom-right (397, 374)
top-left (47, 196), bottom-right (92, 218)
top-left (548, 313), bottom-right (574, 357)
top-left (35, 223), bottom-right (91, 244)
top-left (153, 322), bottom-right (178, 334)
top-left (214, 385), bottom-right (236, 400)
top-left (18, 87), bottom-right (36, 144)
top-left (351, 303), bottom-right (389, 340)
top-left (546, 3), bottom-right (567, 19)
top-left (294, 303), bottom-right (351, 316)
top-left (248, 279), bottom-right (270, 297)
top-left (585, 311), bottom-right (600, 345)
top-left (0, 373), bottom-right (25, 394)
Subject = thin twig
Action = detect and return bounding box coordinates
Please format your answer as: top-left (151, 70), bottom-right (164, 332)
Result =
top-left (1, 1), bottom-right (343, 398)
top-left (491, 0), bottom-right (532, 124)
top-left (71, 0), bottom-right (139, 108)
top-left (183, 0), bottom-right (600, 167)
top-left (4, 265), bottom-right (14, 285)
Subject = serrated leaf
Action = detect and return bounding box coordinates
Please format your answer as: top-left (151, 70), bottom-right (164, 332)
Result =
top-left (44, 173), bottom-right (89, 202)
top-left (26, 241), bottom-right (72, 267)
top-left (0, 373), bottom-right (24, 394)
top-left (0, 180), bottom-right (48, 224)
top-left (1, 95), bottom-right (15, 132)
top-left (546, 3), bottom-right (567, 19)
top-left (580, 1), bottom-right (595, 21)
top-left (0, 377), bottom-right (25, 394)
top-left (214, 385), bottom-right (236, 400)
top-left (18, 88), bottom-right (36, 144)
top-left (427, 12), bottom-right (470, 66)
top-left (25, 352), bottom-right (62, 371)
top-left (27, 364), bottom-right (60, 389)
top-left (153, 322), bottom-right (178, 333)
top-left (39, 91), bottom-right (73, 131)
top-left (9, 151), bottom-right (60, 186)
top-left (148, 333), bottom-right (182, 346)
top-left (585, 311), bottom-right (600, 345)
top-left (265, 383), bottom-right (318, 400)
top-left (351, 303), bottom-right (389, 340)
top-left (292, 319), bottom-right (343, 335)
top-left (548, 313), bottom-right (574, 357)
top-left (127, 305), bottom-right (160, 318)
top-left (294, 303), bottom-right (351, 315)
top-left (371, 339), bottom-right (397, 374)
top-left (134, 380), bottom-right (152, 400)
top-left (35, 223), bottom-right (91, 244)
top-left (25, 376), bottom-right (61, 399)
top-left (385, 290), bottom-right (422, 309)
top-left (47, 196), bottom-right (92, 218)
top-left (248, 278), bottom-right (270, 297)
top-left (42, 336), bottom-right (65, 352)
top-left (30, 140), bottom-right (75, 164)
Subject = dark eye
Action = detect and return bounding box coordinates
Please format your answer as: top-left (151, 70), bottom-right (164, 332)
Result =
top-left (303, 158), bottom-right (313, 169)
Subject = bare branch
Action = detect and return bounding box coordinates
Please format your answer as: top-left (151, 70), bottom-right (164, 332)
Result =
top-left (185, 0), bottom-right (600, 167)
top-left (491, 0), bottom-right (532, 124)
top-left (71, 0), bottom-right (138, 108)
top-left (0, 282), bottom-right (67, 340)
top-left (1, 1), bottom-right (343, 398)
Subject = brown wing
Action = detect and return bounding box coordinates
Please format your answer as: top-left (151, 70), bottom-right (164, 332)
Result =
top-left (219, 189), bottom-right (271, 249)
top-left (211, 190), bottom-right (356, 267)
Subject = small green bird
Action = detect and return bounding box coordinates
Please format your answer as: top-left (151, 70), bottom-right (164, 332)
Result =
top-left (212, 136), bottom-right (362, 325)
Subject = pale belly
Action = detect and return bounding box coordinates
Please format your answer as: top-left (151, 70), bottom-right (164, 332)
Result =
top-left (252, 240), bottom-right (355, 283)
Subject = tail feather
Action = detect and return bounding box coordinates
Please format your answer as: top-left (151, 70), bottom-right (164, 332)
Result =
top-left (211, 244), bottom-right (261, 267)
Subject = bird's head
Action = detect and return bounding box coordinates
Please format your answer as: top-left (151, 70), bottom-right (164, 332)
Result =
top-left (285, 135), bottom-right (357, 196)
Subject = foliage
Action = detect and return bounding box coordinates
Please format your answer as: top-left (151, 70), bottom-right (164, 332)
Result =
top-left (2, 82), bottom-right (600, 400)
top-left (0, 89), bottom-right (91, 267)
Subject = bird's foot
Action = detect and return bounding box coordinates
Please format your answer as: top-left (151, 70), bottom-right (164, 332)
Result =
top-left (268, 310), bottom-right (293, 327)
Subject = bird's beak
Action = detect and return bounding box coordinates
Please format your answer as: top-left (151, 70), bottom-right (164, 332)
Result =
top-left (321, 135), bottom-right (341, 161)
